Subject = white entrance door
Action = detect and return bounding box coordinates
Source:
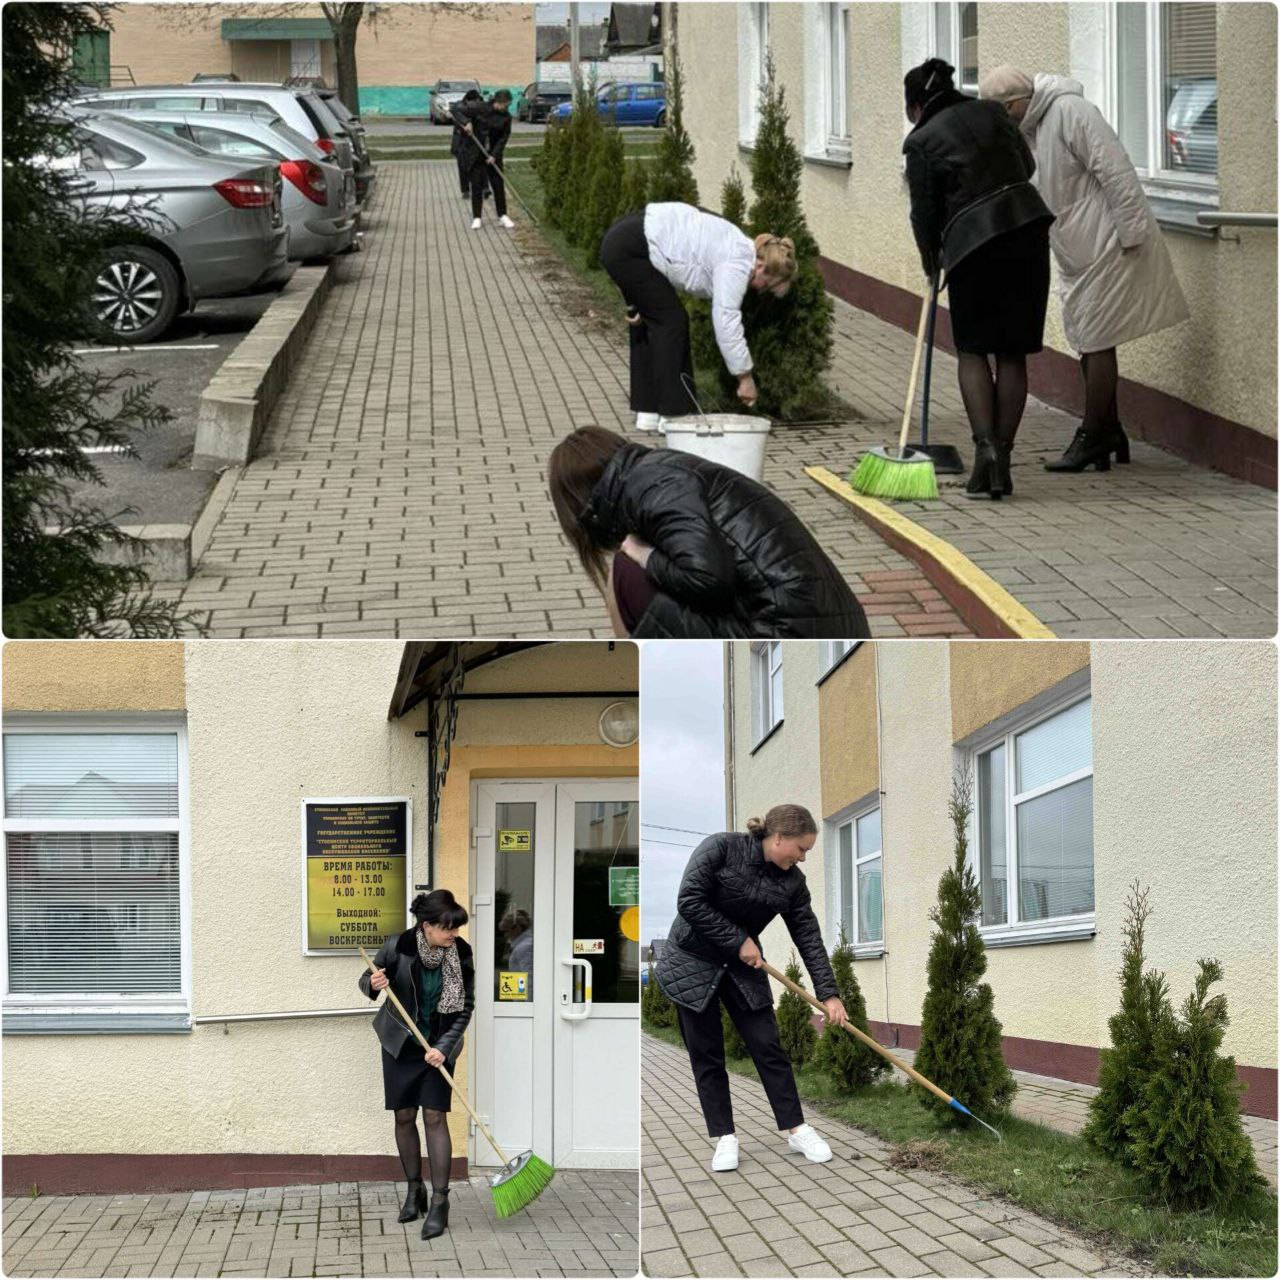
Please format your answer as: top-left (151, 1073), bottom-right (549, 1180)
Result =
top-left (290, 39), bottom-right (321, 78)
top-left (472, 780), bottom-right (639, 1169)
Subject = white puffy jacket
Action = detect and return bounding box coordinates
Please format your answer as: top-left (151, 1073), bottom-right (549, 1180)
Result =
top-left (1021, 74), bottom-right (1188, 353)
top-left (643, 202), bottom-right (755, 376)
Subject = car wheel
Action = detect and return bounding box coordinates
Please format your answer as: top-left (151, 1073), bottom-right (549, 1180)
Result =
top-left (655, 109), bottom-right (666, 128)
top-left (92, 245), bottom-right (181, 344)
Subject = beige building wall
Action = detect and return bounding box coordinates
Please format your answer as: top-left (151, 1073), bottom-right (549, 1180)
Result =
top-left (950, 641), bottom-right (1091, 742)
top-left (3, 641), bottom-right (185, 712)
top-left (677, 2), bottom-right (1278, 439)
top-left (817, 644), bottom-right (878, 819)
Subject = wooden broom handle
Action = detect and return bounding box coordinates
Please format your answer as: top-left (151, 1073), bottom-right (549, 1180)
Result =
top-left (759, 958), bottom-right (954, 1105)
top-left (358, 945), bottom-right (512, 1165)
top-left (897, 289), bottom-right (933, 457)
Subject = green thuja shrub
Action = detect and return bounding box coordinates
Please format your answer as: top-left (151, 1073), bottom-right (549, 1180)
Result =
top-left (816, 927), bottom-right (889, 1091)
top-left (534, 119), bottom-right (572, 228)
top-left (913, 773), bottom-right (1015, 1121)
top-left (562, 78), bottom-right (603, 246)
top-left (584, 127), bottom-right (625, 266)
top-left (641, 960), bottom-right (677, 1029)
top-left (775, 953), bottom-right (818, 1067)
top-left (1082, 882), bottom-right (1171, 1164)
top-left (720, 164), bottom-right (747, 228)
top-left (647, 51), bottom-right (698, 206)
top-left (616, 158), bottom-right (650, 221)
top-left (1128, 958), bottom-right (1263, 1209)
top-left (722, 1001), bottom-right (748, 1060)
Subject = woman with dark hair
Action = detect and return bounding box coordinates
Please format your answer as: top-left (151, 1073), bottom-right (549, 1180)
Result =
top-left (359, 889), bottom-right (474, 1240)
top-left (655, 805), bottom-right (847, 1172)
top-left (452, 89), bottom-right (514, 230)
top-left (902, 57), bottom-right (1055, 499)
top-left (546, 425), bottom-right (870, 639)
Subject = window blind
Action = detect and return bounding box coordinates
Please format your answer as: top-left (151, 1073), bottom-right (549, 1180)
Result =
top-left (1016, 776), bottom-right (1095, 921)
top-left (1116, 2), bottom-right (1151, 168)
top-left (4, 733), bottom-right (179, 818)
top-left (1015, 699), bottom-right (1092, 794)
top-left (1161, 3), bottom-right (1217, 177)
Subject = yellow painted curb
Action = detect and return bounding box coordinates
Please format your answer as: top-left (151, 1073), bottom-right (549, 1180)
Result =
top-left (806, 466), bottom-right (1057, 640)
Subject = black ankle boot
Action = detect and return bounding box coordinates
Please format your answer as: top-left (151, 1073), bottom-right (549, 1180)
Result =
top-left (1109, 422), bottom-right (1131, 463)
top-left (1045, 426), bottom-right (1113, 473)
top-left (398, 1179), bottom-right (427, 1223)
top-left (422, 1189), bottom-right (450, 1240)
top-left (963, 434), bottom-right (1003, 500)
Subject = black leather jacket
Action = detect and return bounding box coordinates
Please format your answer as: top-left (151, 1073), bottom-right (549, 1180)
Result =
top-left (656, 832), bottom-right (838, 1013)
top-left (358, 930), bottom-right (475, 1063)
top-left (450, 99), bottom-right (511, 175)
top-left (587, 444), bottom-right (869, 640)
top-left (903, 89), bottom-right (1053, 275)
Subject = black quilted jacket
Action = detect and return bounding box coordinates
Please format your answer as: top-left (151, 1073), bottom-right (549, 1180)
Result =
top-left (586, 444), bottom-right (869, 640)
top-left (656, 831), bottom-right (838, 1012)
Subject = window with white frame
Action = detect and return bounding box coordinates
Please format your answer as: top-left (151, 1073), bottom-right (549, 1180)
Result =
top-left (837, 807), bottom-right (882, 947)
top-left (932, 2), bottom-right (979, 95)
top-left (974, 697), bottom-right (1094, 933)
top-left (823, 2), bottom-right (850, 150)
top-left (819, 639), bottom-right (859, 678)
top-left (1113, 1), bottom-right (1218, 187)
top-left (750, 641), bottom-right (784, 745)
top-left (739, 2), bottom-right (770, 144)
top-left (3, 720), bottom-right (189, 1030)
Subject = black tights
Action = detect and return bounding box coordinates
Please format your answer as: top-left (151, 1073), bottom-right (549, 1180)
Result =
top-left (393, 1107), bottom-right (451, 1194)
top-left (1080, 348), bottom-right (1119, 433)
top-left (957, 352), bottom-right (1028, 442)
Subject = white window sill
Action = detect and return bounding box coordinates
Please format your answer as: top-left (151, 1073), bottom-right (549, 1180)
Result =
top-left (750, 718), bottom-right (784, 754)
top-left (979, 917), bottom-right (1096, 949)
top-left (1139, 175), bottom-right (1220, 237)
top-left (4, 1005), bottom-right (191, 1034)
top-left (851, 943), bottom-right (885, 960)
top-left (804, 148), bottom-right (852, 170)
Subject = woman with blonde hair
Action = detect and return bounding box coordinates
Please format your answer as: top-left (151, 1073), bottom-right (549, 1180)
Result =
top-left (654, 804), bottom-right (848, 1172)
top-left (598, 201), bottom-right (797, 431)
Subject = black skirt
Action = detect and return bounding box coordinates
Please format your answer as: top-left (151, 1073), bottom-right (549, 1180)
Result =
top-left (946, 221), bottom-right (1051, 356)
top-left (381, 1041), bottom-right (454, 1112)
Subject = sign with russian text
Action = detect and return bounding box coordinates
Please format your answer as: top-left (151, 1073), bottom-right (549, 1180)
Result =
top-left (303, 799), bottom-right (409, 953)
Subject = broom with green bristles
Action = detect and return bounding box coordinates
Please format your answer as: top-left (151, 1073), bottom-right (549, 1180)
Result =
top-left (358, 946), bottom-right (554, 1218)
top-left (848, 285), bottom-right (940, 501)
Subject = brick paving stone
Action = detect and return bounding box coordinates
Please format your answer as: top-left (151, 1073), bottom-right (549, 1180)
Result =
top-left (642, 1033), bottom-right (1154, 1278)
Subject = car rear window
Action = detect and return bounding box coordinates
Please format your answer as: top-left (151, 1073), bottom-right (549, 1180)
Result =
top-left (321, 95), bottom-right (356, 125)
top-left (189, 124), bottom-right (281, 160)
top-left (296, 94), bottom-right (335, 138)
top-left (268, 121), bottom-right (324, 158)
top-left (305, 94), bottom-right (348, 137)
top-left (220, 97), bottom-right (277, 117)
top-left (101, 113), bottom-right (210, 157)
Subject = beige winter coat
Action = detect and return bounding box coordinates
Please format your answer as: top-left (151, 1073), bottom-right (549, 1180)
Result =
top-left (1021, 74), bottom-right (1189, 354)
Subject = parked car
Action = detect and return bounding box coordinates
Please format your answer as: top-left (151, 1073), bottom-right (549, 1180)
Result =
top-left (310, 87), bottom-right (376, 201)
top-left (191, 72), bottom-right (239, 82)
top-left (430, 78), bottom-right (480, 124)
top-left (115, 109), bottom-right (358, 260)
top-left (47, 110), bottom-right (289, 343)
top-left (1165, 76), bottom-right (1218, 177)
top-left (518, 81), bottom-right (572, 123)
top-left (549, 80), bottom-right (666, 127)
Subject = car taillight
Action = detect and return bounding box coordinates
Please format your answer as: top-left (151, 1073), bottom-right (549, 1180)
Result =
top-left (213, 177), bottom-right (274, 208)
top-left (280, 158), bottom-right (328, 205)
top-left (315, 137), bottom-right (336, 155)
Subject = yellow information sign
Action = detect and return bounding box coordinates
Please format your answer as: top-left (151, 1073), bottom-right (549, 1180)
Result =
top-left (498, 971), bottom-right (529, 1000)
top-left (498, 829), bottom-right (532, 853)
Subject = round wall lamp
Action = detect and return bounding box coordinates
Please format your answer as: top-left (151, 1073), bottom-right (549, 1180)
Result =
top-left (599, 700), bottom-right (639, 748)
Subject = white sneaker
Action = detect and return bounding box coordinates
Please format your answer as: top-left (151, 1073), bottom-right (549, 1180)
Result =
top-left (470, 217), bottom-right (482, 230)
top-left (711, 1134), bottom-right (739, 1173)
top-left (787, 1123), bottom-right (832, 1163)
top-left (634, 412), bottom-right (662, 433)
top-left (499, 214), bottom-right (515, 229)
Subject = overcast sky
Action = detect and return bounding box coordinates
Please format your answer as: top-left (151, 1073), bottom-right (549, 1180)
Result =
top-left (640, 642), bottom-right (726, 945)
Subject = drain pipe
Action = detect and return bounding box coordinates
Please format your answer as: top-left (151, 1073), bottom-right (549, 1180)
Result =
top-left (723, 644), bottom-right (736, 828)
top-left (873, 645), bottom-right (893, 1044)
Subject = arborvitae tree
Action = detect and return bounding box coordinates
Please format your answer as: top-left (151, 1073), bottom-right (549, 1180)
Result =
top-left (534, 118), bottom-right (572, 229)
top-left (616, 157), bottom-right (650, 222)
top-left (1129, 959), bottom-right (1262, 1209)
top-left (561, 77), bottom-right (603, 246)
top-left (721, 1002), bottom-right (747, 1060)
top-left (584, 127), bottom-right (625, 267)
top-left (913, 774), bottom-right (1015, 1120)
top-left (1082, 882), bottom-right (1171, 1164)
top-left (721, 164), bottom-right (747, 228)
top-left (647, 51), bottom-right (698, 206)
top-left (642, 959), bottom-right (677, 1029)
top-left (775, 952), bottom-right (817, 1067)
top-left (816, 927), bottom-right (889, 1091)
top-left (3, 3), bottom-right (195, 638)
top-left (691, 56), bottom-right (835, 420)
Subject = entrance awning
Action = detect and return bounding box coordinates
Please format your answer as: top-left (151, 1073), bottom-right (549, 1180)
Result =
top-left (221, 18), bottom-right (334, 41)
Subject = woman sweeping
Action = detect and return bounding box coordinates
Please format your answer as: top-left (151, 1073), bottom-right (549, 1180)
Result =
top-left (655, 805), bottom-right (846, 1172)
top-left (547, 424), bottom-right (870, 639)
top-left (903, 58), bottom-right (1055, 499)
top-left (451, 90), bottom-right (515, 231)
top-left (980, 66), bottom-right (1189, 473)
top-left (598, 201), bottom-right (797, 433)
top-left (359, 890), bottom-right (474, 1240)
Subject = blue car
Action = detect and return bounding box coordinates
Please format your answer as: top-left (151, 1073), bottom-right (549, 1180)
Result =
top-left (550, 81), bottom-right (666, 127)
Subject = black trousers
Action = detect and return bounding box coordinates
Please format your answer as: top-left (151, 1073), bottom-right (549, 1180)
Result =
top-left (470, 162), bottom-right (506, 218)
top-left (454, 150), bottom-right (469, 195)
top-left (676, 975), bottom-right (804, 1137)
top-left (598, 212), bottom-right (697, 418)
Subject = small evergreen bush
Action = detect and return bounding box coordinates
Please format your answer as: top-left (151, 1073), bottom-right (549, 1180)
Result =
top-left (815, 927), bottom-right (890, 1091)
top-left (722, 1002), bottom-right (748, 1060)
top-left (720, 164), bottom-right (747, 228)
top-left (913, 773), bottom-right (1015, 1120)
top-left (647, 51), bottom-right (698, 206)
top-left (583, 127), bottom-right (625, 267)
top-left (615, 158), bottom-right (650, 221)
top-left (641, 960), bottom-right (677, 1029)
top-left (561, 78), bottom-right (603, 245)
top-left (534, 120), bottom-right (572, 228)
top-left (775, 953), bottom-right (818, 1067)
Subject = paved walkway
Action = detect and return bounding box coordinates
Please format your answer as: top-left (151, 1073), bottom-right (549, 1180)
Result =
top-left (168, 162), bottom-right (970, 639)
top-left (641, 1034), bottom-right (1149, 1279)
top-left (1, 1172), bottom-right (638, 1278)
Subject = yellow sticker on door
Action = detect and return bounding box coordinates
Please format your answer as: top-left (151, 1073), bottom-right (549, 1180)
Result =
top-left (497, 830), bottom-right (532, 853)
top-left (498, 971), bottom-right (529, 1000)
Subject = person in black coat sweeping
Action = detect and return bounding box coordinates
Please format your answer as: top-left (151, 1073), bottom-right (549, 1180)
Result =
top-left (449, 88), bottom-right (482, 196)
top-left (451, 90), bottom-right (514, 230)
top-left (359, 890), bottom-right (474, 1240)
top-left (546, 425), bottom-right (870, 639)
top-left (655, 805), bottom-right (848, 1173)
top-left (903, 58), bottom-right (1054, 499)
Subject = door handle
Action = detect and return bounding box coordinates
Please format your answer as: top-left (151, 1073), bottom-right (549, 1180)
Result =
top-left (559, 957), bottom-right (592, 1021)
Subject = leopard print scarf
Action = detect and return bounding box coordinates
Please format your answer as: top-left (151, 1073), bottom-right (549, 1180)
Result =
top-left (415, 931), bottom-right (465, 1014)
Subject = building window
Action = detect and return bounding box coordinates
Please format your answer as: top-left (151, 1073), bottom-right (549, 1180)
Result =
top-left (2, 720), bottom-right (190, 1031)
top-left (824, 3), bottom-right (850, 149)
top-left (739, 2), bottom-right (770, 144)
top-left (819, 639), bottom-right (859, 679)
top-left (750, 641), bottom-right (783, 745)
top-left (933, 2), bottom-right (978, 95)
top-left (837, 807), bottom-right (882, 948)
top-left (1113, 2), bottom-right (1218, 187)
top-left (974, 697), bottom-right (1094, 936)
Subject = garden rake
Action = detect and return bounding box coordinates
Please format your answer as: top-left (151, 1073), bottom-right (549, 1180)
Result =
top-left (760, 960), bottom-right (1003, 1141)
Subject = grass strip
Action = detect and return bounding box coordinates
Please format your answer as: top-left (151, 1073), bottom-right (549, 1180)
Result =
top-left (642, 1022), bottom-right (1277, 1278)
